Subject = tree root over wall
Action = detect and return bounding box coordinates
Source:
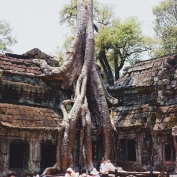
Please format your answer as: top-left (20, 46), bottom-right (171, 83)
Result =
top-left (30, 0), bottom-right (119, 175)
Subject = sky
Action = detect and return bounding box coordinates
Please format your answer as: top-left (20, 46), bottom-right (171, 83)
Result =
top-left (0, 0), bottom-right (162, 58)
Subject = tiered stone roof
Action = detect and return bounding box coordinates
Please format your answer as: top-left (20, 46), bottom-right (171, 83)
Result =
top-left (0, 103), bottom-right (62, 130)
top-left (110, 54), bottom-right (177, 131)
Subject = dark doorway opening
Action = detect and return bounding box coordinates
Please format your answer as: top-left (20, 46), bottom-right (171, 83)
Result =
top-left (120, 139), bottom-right (136, 162)
top-left (164, 144), bottom-right (175, 161)
top-left (9, 141), bottom-right (29, 168)
top-left (40, 144), bottom-right (56, 168)
top-left (127, 139), bottom-right (136, 161)
top-left (120, 139), bottom-right (126, 161)
top-left (165, 144), bottom-right (171, 161)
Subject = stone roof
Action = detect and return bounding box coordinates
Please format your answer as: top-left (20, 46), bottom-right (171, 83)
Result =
top-left (110, 54), bottom-right (177, 89)
top-left (111, 104), bottom-right (153, 128)
top-left (0, 53), bottom-right (41, 76)
top-left (0, 103), bottom-right (62, 130)
top-left (112, 104), bottom-right (177, 131)
top-left (0, 48), bottom-right (59, 78)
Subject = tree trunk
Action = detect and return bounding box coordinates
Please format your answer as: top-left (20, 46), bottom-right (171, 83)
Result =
top-left (114, 51), bottom-right (125, 81)
top-left (99, 50), bottom-right (114, 86)
top-left (12, 0), bottom-right (119, 175)
top-left (114, 54), bottom-right (119, 81)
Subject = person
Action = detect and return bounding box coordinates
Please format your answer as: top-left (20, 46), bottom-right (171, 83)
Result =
top-left (65, 167), bottom-right (75, 177)
top-left (79, 169), bottom-right (88, 177)
top-left (90, 168), bottom-right (99, 177)
top-left (100, 157), bottom-right (110, 177)
top-left (7, 172), bottom-right (16, 177)
top-left (36, 174), bottom-right (40, 177)
top-left (106, 160), bottom-right (116, 172)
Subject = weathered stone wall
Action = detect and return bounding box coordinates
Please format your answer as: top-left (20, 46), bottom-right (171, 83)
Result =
top-left (109, 54), bottom-right (177, 172)
top-left (1, 51), bottom-right (177, 174)
top-left (0, 52), bottom-right (65, 175)
top-left (0, 126), bottom-right (58, 174)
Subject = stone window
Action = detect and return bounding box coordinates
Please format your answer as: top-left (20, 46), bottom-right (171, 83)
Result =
top-left (120, 139), bottom-right (136, 161)
top-left (163, 143), bottom-right (175, 163)
top-left (2, 87), bottom-right (19, 101)
top-left (40, 144), bottom-right (56, 168)
top-left (9, 140), bottom-right (29, 168)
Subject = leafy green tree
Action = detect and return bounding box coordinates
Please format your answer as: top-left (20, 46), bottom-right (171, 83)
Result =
top-left (144, 36), bottom-right (164, 58)
top-left (95, 17), bottom-right (148, 82)
top-left (0, 20), bottom-right (17, 53)
top-left (152, 0), bottom-right (177, 56)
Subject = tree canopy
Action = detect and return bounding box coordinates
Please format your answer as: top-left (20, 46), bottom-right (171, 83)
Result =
top-left (95, 17), bottom-right (147, 82)
top-left (59, 0), bottom-right (114, 28)
top-left (0, 20), bottom-right (17, 53)
top-left (151, 0), bottom-right (177, 56)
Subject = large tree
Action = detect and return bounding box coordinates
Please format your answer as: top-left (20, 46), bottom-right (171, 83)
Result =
top-left (34, 0), bottom-right (119, 175)
top-left (0, 20), bottom-right (17, 53)
top-left (59, 0), bottom-right (148, 85)
top-left (151, 0), bottom-right (177, 56)
top-left (59, 0), bottom-right (116, 85)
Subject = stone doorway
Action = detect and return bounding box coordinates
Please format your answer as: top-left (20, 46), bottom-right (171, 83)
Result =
top-left (40, 144), bottom-right (56, 168)
top-left (120, 139), bottom-right (136, 161)
top-left (9, 140), bottom-right (29, 169)
top-left (163, 143), bottom-right (176, 166)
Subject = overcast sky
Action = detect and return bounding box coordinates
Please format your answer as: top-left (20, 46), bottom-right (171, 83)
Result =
top-left (0, 0), bottom-right (161, 58)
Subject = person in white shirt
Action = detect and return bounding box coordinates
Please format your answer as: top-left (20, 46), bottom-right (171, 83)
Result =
top-left (90, 168), bottom-right (99, 177)
top-left (100, 157), bottom-right (110, 177)
top-left (65, 168), bottom-right (74, 177)
top-left (65, 168), bottom-right (77, 177)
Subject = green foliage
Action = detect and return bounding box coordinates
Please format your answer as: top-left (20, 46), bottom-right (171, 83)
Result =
top-left (59, 0), bottom-right (114, 28)
top-left (152, 0), bottom-right (177, 56)
top-left (95, 17), bottom-right (146, 68)
top-left (0, 20), bottom-right (17, 53)
top-left (55, 46), bottom-right (65, 65)
top-left (59, 0), bottom-right (78, 27)
top-left (144, 36), bottom-right (165, 58)
top-left (96, 17), bottom-right (143, 48)
top-left (93, 1), bottom-right (115, 27)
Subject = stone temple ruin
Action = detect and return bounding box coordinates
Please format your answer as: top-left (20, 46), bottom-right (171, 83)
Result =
top-left (1, 48), bottom-right (177, 175)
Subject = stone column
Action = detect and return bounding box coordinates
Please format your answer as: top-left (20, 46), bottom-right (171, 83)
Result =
top-left (137, 134), bottom-right (143, 166)
top-left (0, 139), bottom-right (10, 174)
top-left (28, 139), bottom-right (41, 173)
top-left (172, 126), bottom-right (177, 172)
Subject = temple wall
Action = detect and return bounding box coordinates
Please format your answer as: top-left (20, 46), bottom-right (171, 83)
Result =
top-left (1, 52), bottom-right (177, 174)
top-left (0, 126), bottom-right (58, 174)
top-left (109, 54), bottom-right (177, 172)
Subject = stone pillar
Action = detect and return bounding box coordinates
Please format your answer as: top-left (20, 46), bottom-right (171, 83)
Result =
top-left (137, 134), bottom-right (143, 166)
top-left (0, 139), bottom-right (10, 174)
top-left (172, 126), bottom-right (177, 172)
top-left (28, 139), bottom-right (41, 173)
